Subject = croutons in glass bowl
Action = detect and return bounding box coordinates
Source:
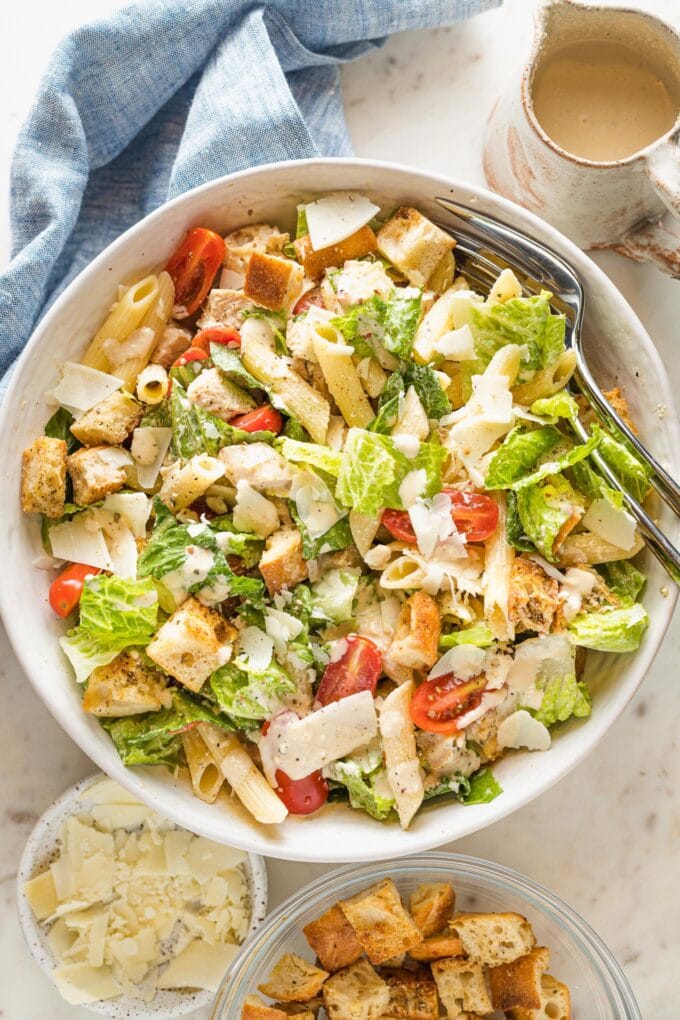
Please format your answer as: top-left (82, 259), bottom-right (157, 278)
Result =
top-left (212, 853), bottom-right (641, 1019)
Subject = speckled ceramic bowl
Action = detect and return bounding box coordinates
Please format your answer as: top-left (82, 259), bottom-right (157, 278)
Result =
top-left (16, 772), bottom-right (268, 1018)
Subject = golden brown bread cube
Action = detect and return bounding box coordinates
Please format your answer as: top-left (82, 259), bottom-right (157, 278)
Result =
top-left (257, 954), bottom-right (328, 1003)
top-left (376, 208), bottom-right (455, 288)
top-left (339, 879), bottom-right (423, 966)
top-left (272, 1001), bottom-right (321, 1019)
top-left (389, 592), bottom-right (441, 671)
top-left (430, 957), bottom-right (493, 1018)
top-left (67, 445), bottom-right (128, 505)
top-left (448, 912), bottom-right (536, 967)
top-left (488, 946), bottom-right (550, 1012)
top-left (146, 596), bottom-right (235, 692)
top-left (82, 650), bottom-right (172, 717)
top-left (322, 959), bottom-right (390, 1020)
top-left (408, 883), bottom-right (455, 938)
top-left (243, 252), bottom-right (304, 312)
top-left (380, 966), bottom-right (439, 1020)
top-left (223, 223), bottom-right (289, 275)
top-left (507, 973), bottom-right (571, 1020)
top-left (21, 436), bottom-right (67, 518)
top-left (294, 226), bottom-right (377, 279)
top-left (259, 528), bottom-right (308, 595)
top-left (408, 932), bottom-right (464, 963)
top-left (303, 904), bottom-right (363, 972)
top-left (69, 390), bottom-right (142, 446)
top-left (241, 996), bottom-right (288, 1020)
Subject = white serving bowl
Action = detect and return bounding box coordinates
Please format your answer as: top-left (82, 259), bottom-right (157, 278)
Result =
top-left (1, 158), bottom-right (677, 862)
top-left (16, 772), bottom-right (268, 1018)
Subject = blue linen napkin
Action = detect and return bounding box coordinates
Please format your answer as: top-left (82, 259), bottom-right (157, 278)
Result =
top-left (0, 0), bottom-right (500, 379)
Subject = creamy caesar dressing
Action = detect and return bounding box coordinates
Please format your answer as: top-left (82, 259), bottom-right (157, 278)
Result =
top-left (532, 40), bottom-right (679, 161)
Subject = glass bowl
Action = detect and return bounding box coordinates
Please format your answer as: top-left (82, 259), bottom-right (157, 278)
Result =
top-left (212, 853), bottom-right (640, 1019)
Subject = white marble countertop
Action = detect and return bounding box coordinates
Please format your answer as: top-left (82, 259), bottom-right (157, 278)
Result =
top-left (1, 0), bottom-right (679, 1017)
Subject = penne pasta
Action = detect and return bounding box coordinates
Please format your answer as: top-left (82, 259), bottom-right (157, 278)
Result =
top-left (198, 724), bottom-right (288, 824)
top-left (512, 349), bottom-right (577, 404)
top-left (182, 728), bottom-right (224, 804)
top-left (379, 681), bottom-right (424, 830)
top-left (312, 326), bottom-right (374, 428)
top-left (557, 528), bottom-right (645, 566)
top-left (136, 362), bottom-right (169, 404)
top-left (114, 271), bottom-right (175, 390)
top-left (159, 454), bottom-right (225, 512)
top-left (482, 492), bottom-right (515, 641)
top-left (81, 274), bottom-right (161, 373)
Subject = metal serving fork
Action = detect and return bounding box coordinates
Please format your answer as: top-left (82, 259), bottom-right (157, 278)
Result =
top-left (434, 196), bottom-right (680, 584)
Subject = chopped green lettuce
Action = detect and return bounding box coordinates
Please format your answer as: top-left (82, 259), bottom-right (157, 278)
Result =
top-left (209, 346), bottom-right (262, 390)
top-left (289, 503), bottom-right (354, 559)
top-left (423, 773), bottom-right (470, 801)
top-left (336, 428), bottom-right (445, 515)
top-left (378, 362), bottom-right (451, 422)
top-left (485, 426), bottom-right (561, 489)
top-left (530, 390), bottom-right (579, 420)
top-left (210, 660), bottom-right (295, 724)
top-left (326, 746), bottom-right (396, 822)
top-left (598, 433), bottom-right (652, 504)
top-left (516, 474), bottom-right (583, 562)
top-left (440, 623), bottom-right (495, 648)
top-left (382, 288), bottom-right (423, 358)
top-left (60, 575), bottom-right (159, 683)
top-left (506, 491), bottom-right (537, 553)
top-left (331, 295), bottom-right (384, 359)
top-left (312, 569), bottom-right (360, 623)
top-left (568, 604), bottom-right (648, 652)
top-left (45, 406), bottom-right (81, 453)
top-left (469, 291), bottom-right (566, 383)
top-left (460, 768), bottom-right (503, 805)
top-left (276, 437), bottom-right (342, 477)
top-left (531, 645), bottom-right (591, 727)
top-left (513, 429), bottom-right (601, 490)
top-left (295, 205), bottom-right (309, 239)
top-left (171, 382), bottom-right (274, 458)
top-left (597, 560), bottom-right (646, 603)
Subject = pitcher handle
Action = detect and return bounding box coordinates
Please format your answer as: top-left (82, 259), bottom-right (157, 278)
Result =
top-left (614, 129), bottom-right (680, 277)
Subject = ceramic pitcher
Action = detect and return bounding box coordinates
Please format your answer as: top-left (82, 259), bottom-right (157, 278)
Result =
top-left (483, 0), bottom-right (680, 276)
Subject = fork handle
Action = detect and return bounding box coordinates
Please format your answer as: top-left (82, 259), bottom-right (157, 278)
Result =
top-left (575, 359), bottom-right (680, 517)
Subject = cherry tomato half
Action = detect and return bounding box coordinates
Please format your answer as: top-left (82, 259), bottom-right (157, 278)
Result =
top-left (165, 227), bottom-right (225, 317)
top-left (382, 490), bottom-right (499, 544)
top-left (274, 768), bottom-right (329, 815)
top-left (172, 346), bottom-right (209, 368)
top-left (230, 405), bottom-right (283, 435)
top-left (49, 564), bottom-right (101, 618)
top-left (316, 635), bottom-right (382, 707)
top-left (293, 287), bottom-right (324, 315)
top-left (192, 326), bottom-right (241, 353)
top-left (410, 673), bottom-right (487, 735)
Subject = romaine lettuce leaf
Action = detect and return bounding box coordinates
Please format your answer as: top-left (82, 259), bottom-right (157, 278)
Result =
top-left (289, 502), bottom-right (354, 560)
top-left (516, 474), bottom-right (583, 561)
top-left (326, 746), bottom-right (396, 822)
top-left (276, 437), bottom-right (342, 477)
top-left (210, 659), bottom-right (295, 723)
top-left (513, 428), bottom-right (601, 490)
top-left (460, 767), bottom-right (503, 804)
top-left (171, 382), bottom-right (274, 458)
top-left (377, 362), bottom-right (451, 422)
top-left (209, 345), bottom-right (262, 390)
top-left (531, 646), bottom-right (591, 727)
top-left (530, 390), bottom-right (579, 420)
top-left (382, 288), bottom-right (423, 358)
top-left (568, 604), bottom-right (648, 652)
top-left (505, 490), bottom-right (537, 553)
top-left (282, 416), bottom-right (311, 442)
top-left (597, 560), bottom-right (646, 603)
top-left (439, 623), bottom-right (495, 648)
top-left (331, 295), bottom-right (385, 359)
top-left (485, 426), bottom-right (561, 489)
top-left (469, 291), bottom-right (566, 382)
top-left (60, 575), bottom-right (159, 683)
top-left (336, 428), bottom-right (445, 515)
top-left (312, 569), bottom-right (360, 623)
top-left (45, 406), bottom-right (81, 453)
top-left (598, 432), bottom-right (652, 504)
top-left (423, 773), bottom-right (470, 801)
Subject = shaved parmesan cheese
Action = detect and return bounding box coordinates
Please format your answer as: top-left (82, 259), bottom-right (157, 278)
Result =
top-left (408, 492), bottom-right (456, 558)
top-left (497, 709), bottom-right (551, 751)
top-left (305, 192), bottom-right (380, 251)
top-left (264, 607), bottom-right (304, 655)
top-left (156, 939), bottom-right (240, 992)
top-left (238, 626), bottom-right (273, 673)
top-left (429, 644), bottom-right (486, 681)
top-left (472, 372), bottom-right (513, 424)
top-left (219, 266), bottom-right (245, 289)
top-left (259, 690), bottom-right (378, 782)
top-left (398, 468), bottom-right (427, 509)
top-left (434, 323), bottom-right (476, 360)
top-left (233, 480), bottom-right (279, 538)
top-left (291, 468), bottom-right (345, 539)
top-left (582, 497), bottom-right (637, 551)
top-left (131, 427), bottom-right (173, 489)
top-left (102, 327), bottom-right (155, 370)
top-left (53, 963), bottom-right (123, 1006)
top-left (101, 492), bottom-right (150, 538)
top-left (364, 544), bottom-right (394, 570)
top-left (103, 521), bottom-right (138, 579)
top-left (48, 515), bottom-right (113, 571)
top-left (507, 634), bottom-right (572, 691)
top-left (50, 362), bottom-right (123, 418)
top-left (393, 386), bottom-right (429, 441)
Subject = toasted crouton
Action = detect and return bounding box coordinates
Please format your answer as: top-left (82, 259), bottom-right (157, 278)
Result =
top-left (146, 596), bottom-right (235, 692)
top-left (82, 650), bottom-right (172, 717)
top-left (488, 946), bottom-right (550, 1011)
top-left (509, 556), bottom-right (560, 635)
top-left (430, 957), bottom-right (492, 1017)
top-left (322, 959), bottom-right (390, 1020)
top-left (376, 208), bottom-right (455, 288)
top-left (151, 321), bottom-right (192, 369)
top-left (259, 528), bottom-right (308, 595)
top-left (67, 446), bottom-right (128, 505)
top-left (70, 391), bottom-right (142, 446)
top-left (303, 904), bottom-right (363, 972)
top-left (197, 289), bottom-right (257, 330)
top-left (449, 912), bottom-right (536, 966)
top-left (339, 879), bottom-right (423, 965)
top-left (408, 932), bottom-right (464, 962)
top-left (241, 996), bottom-right (288, 1020)
top-left (258, 953), bottom-right (328, 1003)
top-left (272, 1001), bottom-right (320, 1019)
top-left (508, 973), bottom-right (571, 1020)
top-left (381, 966), bottom-right (439, 1020)
top-left (244, 252), bottom-right (305, 312)
top-left (389, 592), bottom-right (441, 670)
top-left (186, 366), bottom-right (256, 421)
top-left (21, 436), bottom-right (67, 518)
top-left (219, 443), bottom-right (292, 494)
top-left (409, 883), bottom-right (455, 938)
top-left (224, 223), bottom-right (289, 275)
top-left (294, 226), bottom-right (377, 279)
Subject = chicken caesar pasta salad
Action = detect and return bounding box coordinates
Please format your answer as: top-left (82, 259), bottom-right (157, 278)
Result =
top-left (20, 193), bottom-right (651, 830)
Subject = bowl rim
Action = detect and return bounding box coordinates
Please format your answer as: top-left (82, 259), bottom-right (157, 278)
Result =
top-left (16, 771), bottom-right (268, 1018)
top-left (212, 851), bottom-right (642, 1020)
top-left (1, 156), bottom-right (677, 862)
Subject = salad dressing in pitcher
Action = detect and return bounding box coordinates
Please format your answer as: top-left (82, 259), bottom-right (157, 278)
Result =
top-left (531, 39), bottom-right (679, 162)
